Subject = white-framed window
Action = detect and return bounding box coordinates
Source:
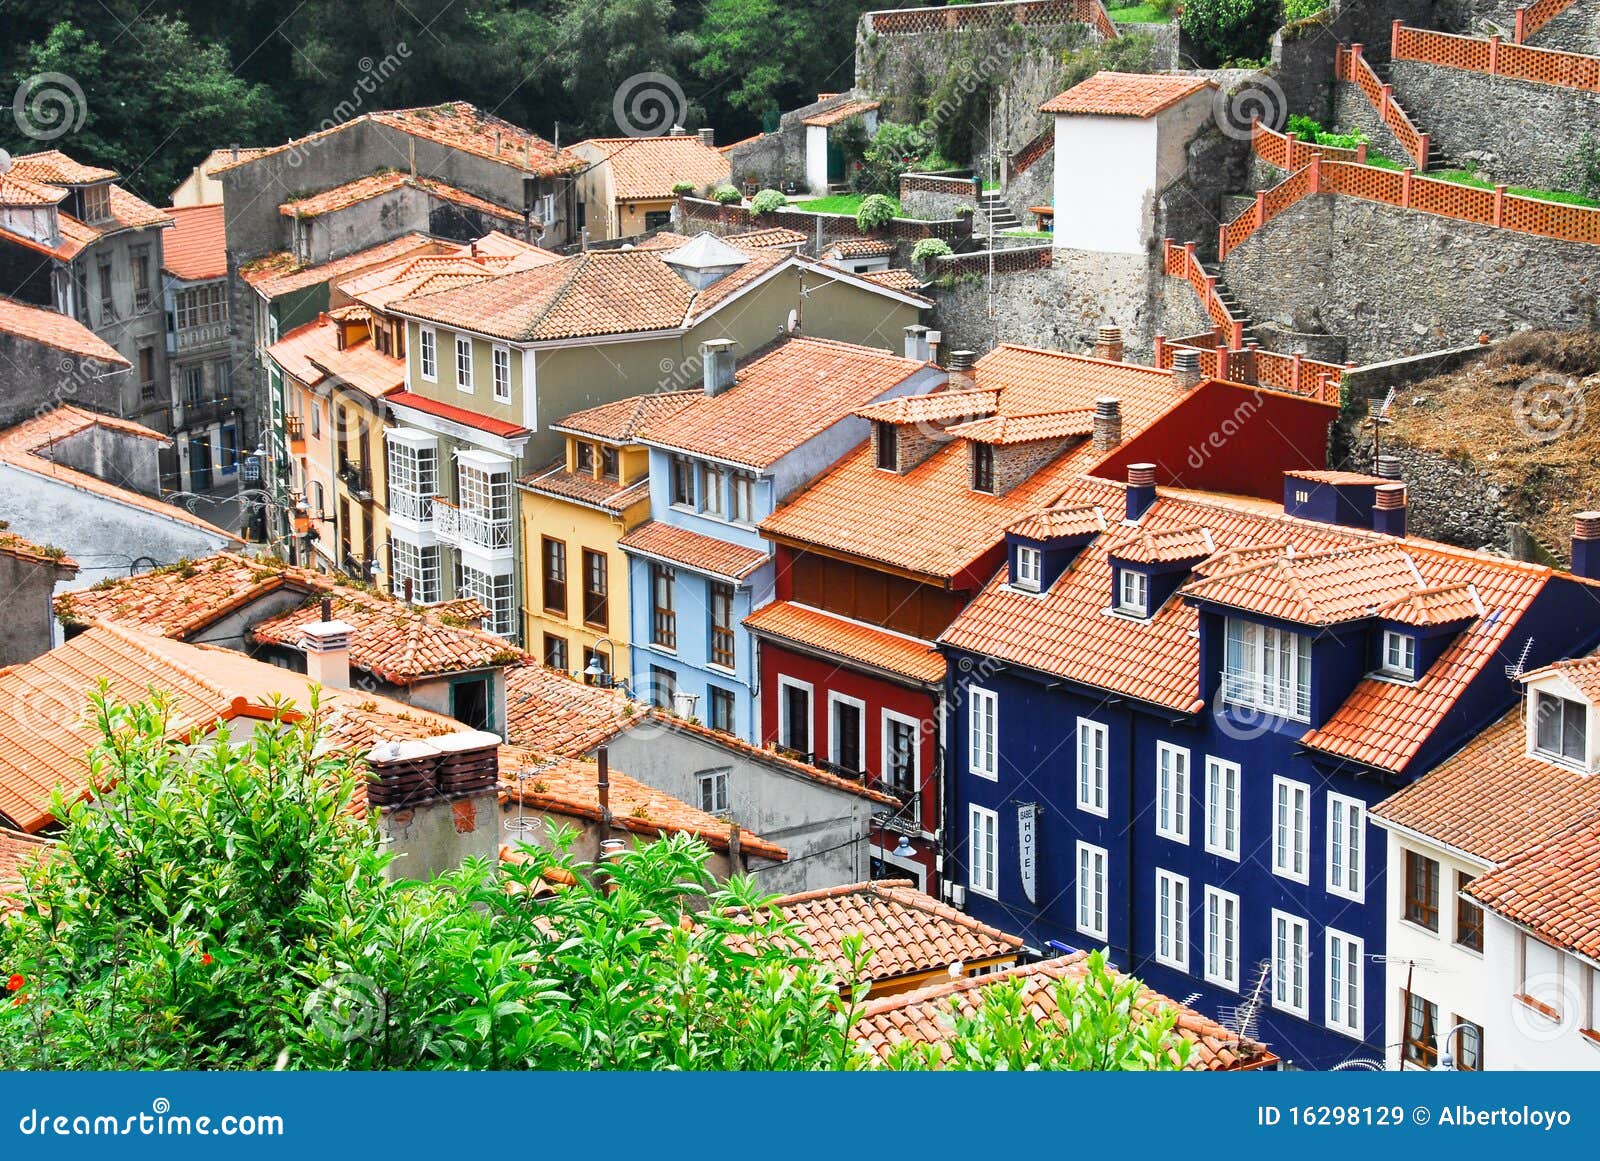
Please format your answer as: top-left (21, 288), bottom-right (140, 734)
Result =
top-left (460, 565), bottom-right (514, 637)
top-left (881, 710), bottom-right (920, 798)
top-left (1532, 689), bottom-right (1588, 766)
top-left (386, 433), bottom-right (439, 523)
top-left (1271, 910), bottom-right (1310, 1017)
top-left (1204, 886), bottom-right (1240, 990)
top-left (777, 675), bottom-right (814, 755)
top-left (1325, 928), bottom-right (1364, 1038)
top-left (1116, 568), bottom-right (1148, 616)
top-left (419, 326), bottom-right (437, 381)
top-left (1204, 757), bottom-right (1240, 860)
top-left (455, 336), bottom-right (474, 393)
top-left (729, 471), bottom-right (755, 525)
top-left (826, 691), bottom-right (867, 776)
top-left (697, 769), bottom-right (729, 816)
top-left (1155, 742), bottom-right (1189, 843)
top-left (1326, 793), bottom-right (1365, 902)
top-left (1223, 616), bottom-right (1311, 722)
top-left (1381, 629), bottom-right (1416, 679)
top-left (389, 538), bottom-right (441, 604)
top-left (1015, 545), bottom-right (1042, 592)
top-left (1272, 777), bottom-right (1310, 884)
top-left (1076, 841), bottom-right (1107, 939)
top-left (1154, 869), bottom-right (1188, 970)
top-left (700, 463), bottom-right (726, 518)
top-left (492, 345), bottom-right (511, 403)
top-left (1076, 718), bottom-right (1108, 816)
top-left (969, 687), bottom-right (997, 781)
top-left (968, 805), bottom-right (998, 899)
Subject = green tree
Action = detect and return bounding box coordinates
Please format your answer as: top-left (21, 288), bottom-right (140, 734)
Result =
top-left (1178, 0), bottom-right (1283, 66)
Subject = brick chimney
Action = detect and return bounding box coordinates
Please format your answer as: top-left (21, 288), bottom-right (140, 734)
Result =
top-left (1171, 348), bottom-right (1202, 391)
top-left (948, 349), bottom-right (976, 390)
top-left (302, 614), bottom-right (354, 690)
top-left (367, 730), bottom-right (502, 881)
top-left (1126, 462), bottom-right (1157, 521)
top-left (701, 338), bottom-right (738, 396)
top-left (903, 324), bottom-right (931, 362)
top-left (1573, 511), bottom-right (1600, 579)
top-left (1093, 325), bottom-right (1124, 363)
top-left (1093, 397), bottom-right (1122, 453)
top-left (697, 127), bottom-right (715, 146)
top-left (1373, 482), bottom-right (1407, 538)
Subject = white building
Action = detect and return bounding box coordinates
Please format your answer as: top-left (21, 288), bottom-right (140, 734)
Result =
top-left (1041, 72), bottom-right (1215, 255)
top-left (1372, 651), bottom-right (1600, 1070)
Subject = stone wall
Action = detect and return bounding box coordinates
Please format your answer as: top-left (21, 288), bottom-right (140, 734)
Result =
top-left (899, 174), bottom-right (980, 220)
top-left (1388, 59), bottom-right (1600, 189)
top-left (1331, 82), bottom-right (1413, 165)
top-left (723, 93), bottom-right (860, 192)
top-left (1434, 0), bottom-right (1600, 48)
top-left (1222, 193), bottom-right (1600, 361)
top-left (0, 339), bottom-right (127, 429)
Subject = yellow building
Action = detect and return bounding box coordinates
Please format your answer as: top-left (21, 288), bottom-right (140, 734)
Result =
top-left (572, 132), bottom-right (731, 241)
top-left (517, 391), bottom-right (698, 680)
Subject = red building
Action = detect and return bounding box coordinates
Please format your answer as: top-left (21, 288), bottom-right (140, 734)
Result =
top-left (750, 337), bottom-right (1337, 895)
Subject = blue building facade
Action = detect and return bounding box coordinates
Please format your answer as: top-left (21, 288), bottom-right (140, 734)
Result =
top-left (940, 468), bottom-right (1600, 1069)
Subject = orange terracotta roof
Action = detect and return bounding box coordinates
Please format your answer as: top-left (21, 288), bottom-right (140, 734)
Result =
top-left (941, 477), bottom-right (1567, 772)
top-left (825, 238), bottom-right (897, 259)
top-left (337, 243), bottom-right (559, 311)
top-left (760, 345), bottom-right (1190, 581)
top-left (579, 135), bottom-right (731, 201)
top-left (736, 879), bottom-right (1020, 982)
top-left (278, 171), bottom-right (523, 222)
top-left (1372, 709), bottom-right (1600, 865)
top-left (505, 663), bottom-right (633, 757)
top-left (551, 390), bottom-right (700, 443)
top-left (217, 102), bottom-right (582, 178)
top-left (105, 185), bottom-right (174, 233)
top-left (1040, 71), bottom-right (1215, 117)
top-left (499, 749), bottom-right (786, 861)
top-left (804, 99), bottom-right (881, 127)
top-left (1524, 655), bottom-right (1600, 703)
top-left (161, 203), bottom-right (228, 280)
top-left (0, 827), bottom-right (54, 912)
top-left (618, 521), bottom-right (768, 581)
top-left (0, 529), bottom-right (77, 570)
top-left (519, 460), bottom-right (650, 513)
top-left (1181, 543), bottom-right (1431, 626)
top-left (855, 388), bottom-right (998, 425)
top-left (1464, 819), bottom-right (1600, 958)
top-left (240, 234), bottom-right (448, 298)
top-left (725, 227), bottom-right (808, 250)
top-left (639, 336), bottom-right (929, 470)
top-left (851, 952), bottom-right (1276, 1069)
top-left (1286, 468), bottom-right (1392, 486)
top-left (0, 407), bottom-right (232, 540)
top-left (947, 409), bottom-right (1096, 445)
top-left (744, 601), bottom-right (945, 684)
top-left (0, 172), bottom-right (68, 206)
top-left (861, 268), bottom-right (926, 293)
top-left (642, 714), bottom-right (900, 804)
top-left (0, 622), bottom-right (461, 832)
top-left (266, 319), bottom-right (404, 399)
top-left (1104, 523), bottom-right (1215, 564)
top-left (386, 390), bottom-right (529, 438)
top-left (0, 296), bottom-right (127, 365)
top-left (8, 150), bottom-right (117, 184)
top-left (1006, 502), bottom-right (1108, 540)
top-left (1376, 583), bottom-right (1484, 626)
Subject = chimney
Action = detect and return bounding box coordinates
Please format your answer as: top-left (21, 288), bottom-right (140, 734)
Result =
top-left (697, 127), bottom-right (716, 146)
top-left (1126, 462), bottom-right (1157, 522)
top-left (1094, 325), bottom-right (1124, 363)
top-left (948, 349), bottom-right (976, 390)
top-left (1373, 482), bottom-right (1407, 538)
top-left (1573, 512), bottom-right (1600, 579)
top-left (230, 142), bottom-right (240, 161)
top-left (926, 329), bottom-right (942, 366)
top-left (1171, 348), bottom-right (1202, 391)
top-left (1375, 453), bottom-right (1403, 480)
top-left (302, 616), bottom-right (355, 689)
top-left (903, 324), bottom-right (931, 362)
top-left (368, 731), bottom-right (501, 881)
top-left (1093, 397), bottom-right (1122, 453)
top-left (701, 338), bottom-right (738, 396)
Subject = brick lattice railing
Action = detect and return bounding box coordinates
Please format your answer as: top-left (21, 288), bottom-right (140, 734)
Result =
top-left (1515, 0), bottom-right (1580, 43)
top-left (863, 0), bottom-right (1117, 38)
top-left (1008, 127), bottom-right (1054, 178)
top-left (1392, 19), bottom-right (1600, 90)
top-left (1252, 118), bottom-right (1366, 169)
top-left (899, 172), bottom-right (980, 196)
top-left (678, 196), bottom-right (974, 243)
top-left (931, 245), bottom-right (1053, 276)
top-left (1163, 239), bottom-right (1246, 347)
top-left (1334, 42), bottom-right (1430, 169)
top-left (1151, 331), bottom-right (1345, 403)
top-left (1217, 135), bottom-right (1600, 260)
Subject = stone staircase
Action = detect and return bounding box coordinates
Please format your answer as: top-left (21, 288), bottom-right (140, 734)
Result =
top-left (1366, 59), bottom-right (1460, 171)
top-left (1199, 260), bottom-right (1259, 345)
top-left (978, 190), bottom-right (1024, 233)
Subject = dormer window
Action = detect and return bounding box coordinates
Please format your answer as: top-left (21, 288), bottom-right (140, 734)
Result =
top-left (875, 422), bottom-right (898, 471)
top-left (1015, 545), bottom-right (1042, 592)
top-left (80, 183), bottom-right (110, 224)
top-left (1534, 691), bottom-right (1587, 765)
top-left (1116, 568), bottom-right (1148, 617)
top-left (971, 444), bottom-right (995, 494)
top-left (1381, 629), bottom-right (1416, 679)
top-left (575, 441), bottom-right (595, 474)
top-left (601, 445), bottom-right (619, 481)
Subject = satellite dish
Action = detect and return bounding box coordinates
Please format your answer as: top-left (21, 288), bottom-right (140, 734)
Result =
top-left (786, 308), bottom-right (800, 334)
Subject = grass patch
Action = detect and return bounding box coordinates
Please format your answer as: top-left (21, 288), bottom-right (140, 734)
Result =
top-left (1107, 3), bottom-right (1170, 21)
top-left (981, 179), bottom-right (999, 192)
top-left (1000, 228), bottom-right (1054, 239)
top-left (789, 194), bottom-right (902, 216)
top-left (1361, 153), bottom-right (1600, 207)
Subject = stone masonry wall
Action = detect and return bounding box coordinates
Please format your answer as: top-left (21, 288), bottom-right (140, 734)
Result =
top-left (1387, 60), bottom-right (1600, 190)
top-left (1331, 82), bottom-right (1413, 165)
top-left (1435, 0), bottom-right (1600, 49)
top-left (1222, 193), bottom-right (1600, 361)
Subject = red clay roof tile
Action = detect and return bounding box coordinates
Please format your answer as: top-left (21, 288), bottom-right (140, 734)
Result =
top-left (744, 600), bottom-right (945, 684)
top-left (161, 203), bottom-right (228, 280)
top-left (1040, 71), bottom-right (1215, 117)
top-left (1465, 817), bottom-right (1600, 959)
top-left (618, 521), bottom-right (768, 581)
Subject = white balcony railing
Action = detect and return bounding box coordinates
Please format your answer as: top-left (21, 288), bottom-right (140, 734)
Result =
top-left (434, 498), bottom-right (461, 547)
top-left (459, 510), bottom-right (513, 553)
top-left (176, 321), bottom-right (229, 351)
top-left (389, 488), bottom-right (434, 523)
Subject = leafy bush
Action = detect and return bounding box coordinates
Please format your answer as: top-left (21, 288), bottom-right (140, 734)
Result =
top-left (1281, 0), bottom-right (1326, 21)
top-left (750, 189), bottom-right (787, 216)
top-left (711, 185), bottom-right (744, 205)
top-left (1178, 0), bottom-right (1281, 66)
top-left (1056, 30), bottom-right (1158, 92)
top-left (911, 238), bottom-right (953, 268)
top-left (671, 180), bottom-right (697, 196)
top-left (1285, 114), bottom-right (1367, 150)
top-left (856, 121), bottom-right (931, 195)
top-left (856, 193), bottom-right (898, 232)
top-left (1562, 131), bottom-right (1600, 201)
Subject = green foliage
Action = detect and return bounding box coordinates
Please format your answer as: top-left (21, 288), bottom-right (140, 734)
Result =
top-left (911, 238), bottom-right (953, 268)
top-left (853, 121), bottom-right (955, 196)
top-left (1281, 0), bottom-right (1327, 22)
top-left (1178, 0), bottom-right (1283, 67)
top-left (671, 180), bottom-right (698, 195)
top-left (1107, 0), bottom-right (1177, 22)
top-left (856, 193), bottom-right (898, 232)
top-left (711, 185), bottom-right (745, 205)
top-left (1562, 131), bottom-right (1600, 202)
top-left (749, 188), bottom-right (788, 216)
top-left (1285, 114), bottom-right (1367, 150)
top-left (1056, 30), bottom-right (1159, 93)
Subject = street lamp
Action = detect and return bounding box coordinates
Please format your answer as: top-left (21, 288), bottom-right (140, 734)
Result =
top-left (583, 638), bottom-right (617, 687)
top-left (1432, 1023), bottom-right (1477, 1071)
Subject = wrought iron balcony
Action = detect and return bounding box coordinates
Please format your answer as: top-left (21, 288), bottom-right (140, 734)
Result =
top-left (338, 460), bottom-right (374, 501)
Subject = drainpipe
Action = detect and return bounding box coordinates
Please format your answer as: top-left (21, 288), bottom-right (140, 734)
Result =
top-left (1121, 701), bottom-right (1137, 970)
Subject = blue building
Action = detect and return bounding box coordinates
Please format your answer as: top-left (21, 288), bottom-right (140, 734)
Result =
top-left (621, 332), bottom-right (944, 742)
top-left (939, 464), bottom-right (1600, 1068)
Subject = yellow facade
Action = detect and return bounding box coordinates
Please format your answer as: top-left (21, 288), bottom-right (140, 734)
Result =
top-left (518, 437), bottom-right (651, 681)
top-left (283, 373), bottom-right (339, 572)
top-left (329, 386), bottom-right (393, 581)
